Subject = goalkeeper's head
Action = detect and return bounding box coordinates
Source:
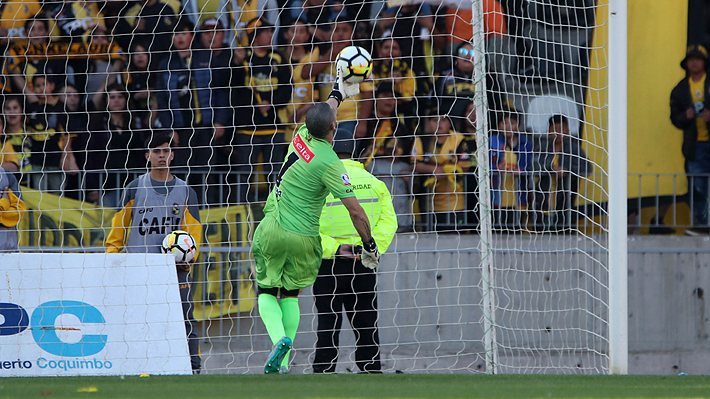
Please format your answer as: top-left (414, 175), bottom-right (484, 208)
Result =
top-left (305, 103), bottom-right (336, 143)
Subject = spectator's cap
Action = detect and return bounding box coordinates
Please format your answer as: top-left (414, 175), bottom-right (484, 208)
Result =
top-left (200, 17), bottom-right (225, 30)
top-left (375, 81), bottom-right (396, 97)
top-left (245, 17), bottom-right (274, 43)
top-left (681, 44), bottom-right (708, 70)
top-left (332, 128), bottom-right (355, 156)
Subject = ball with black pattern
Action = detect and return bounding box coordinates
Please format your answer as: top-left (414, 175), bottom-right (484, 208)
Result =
top-left (336, 46), bottom-right (373, 84)
top-left (161, 230), bottom-right (197, 263)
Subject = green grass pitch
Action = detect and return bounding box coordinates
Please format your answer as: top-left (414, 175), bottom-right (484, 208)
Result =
top-left (2, 374), bottom-right (709, 399)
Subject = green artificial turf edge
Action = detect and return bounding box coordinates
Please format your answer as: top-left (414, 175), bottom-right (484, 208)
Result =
top-left (2, 374), bottom-right (710, 399)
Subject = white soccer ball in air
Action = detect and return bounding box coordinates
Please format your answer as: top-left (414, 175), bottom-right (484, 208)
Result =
top-left (336, 46), bottom-right (373, 83)
top-left (161, 230), bottom-right (197, 263)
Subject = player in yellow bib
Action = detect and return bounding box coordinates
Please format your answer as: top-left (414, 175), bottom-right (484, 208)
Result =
top-left (252, 70), bottom-right (380, 374)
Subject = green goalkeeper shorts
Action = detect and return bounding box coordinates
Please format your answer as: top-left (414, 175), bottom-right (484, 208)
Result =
top-left (252, 214), bottom-right (323, 291)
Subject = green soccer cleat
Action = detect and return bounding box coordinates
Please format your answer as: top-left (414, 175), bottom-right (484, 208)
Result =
top-left (264, 336), bottom-right (292, 374)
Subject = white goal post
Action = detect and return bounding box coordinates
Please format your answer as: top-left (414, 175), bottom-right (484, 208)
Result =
top-left (607, 0), bottom-right (629, 375)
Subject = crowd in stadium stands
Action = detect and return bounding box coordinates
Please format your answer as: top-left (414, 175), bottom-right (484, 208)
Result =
top-left (0, 0), bottom-right (600, 233)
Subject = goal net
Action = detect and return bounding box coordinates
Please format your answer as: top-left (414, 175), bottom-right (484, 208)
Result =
top-left (0, 0), bottom-right (622, 375)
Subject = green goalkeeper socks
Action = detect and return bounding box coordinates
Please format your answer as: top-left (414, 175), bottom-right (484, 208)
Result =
top-left (257, 293), bottom-right (285, 345)
top-left (279, 297), bottom-right (300, 368)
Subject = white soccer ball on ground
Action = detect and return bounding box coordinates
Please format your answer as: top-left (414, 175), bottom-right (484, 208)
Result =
top-left (336, 46), bottom-right (373, 84)
top-left (161, 230), bottom-right (197, 263)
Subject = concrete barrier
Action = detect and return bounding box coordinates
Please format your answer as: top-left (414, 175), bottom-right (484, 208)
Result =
top-left (199, 234), bottom-right (710, 375)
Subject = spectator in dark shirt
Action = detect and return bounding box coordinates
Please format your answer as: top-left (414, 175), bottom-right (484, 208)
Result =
top-left (435, 41), bottom-right (507, 117)
top-left (197, 18), bottom-right (232, 143)
top-left (436, 41), bottom-right (476, 119)
top-left (360, 82), bottom-right (411, 168)
top-left (130, 0), bottom-right (177, 66)
top-left (199, 18), bottom-right (231, 66)
top-left (117, 40), bottom-right (154, 130)
top-left (372, 37), bottom-right (421, 129)
top-left (58, 83), bottom-right (88, 200)
top-left (88, 84), bottom-right (144, 206)
top-left (376, 3), bottom-right (433, 78)
top-left (25, 75), bottom-right (68, 194)
top-left (670, 44), bottom-right (710, 235)
top-left (155, 18), bottom-right (230, 170)
top-left (102, 0), bottom-right (135, 52)
top-left (231, 17), bottom-right (291, 201)
top-left (532, 115), bottom-right (591, 232)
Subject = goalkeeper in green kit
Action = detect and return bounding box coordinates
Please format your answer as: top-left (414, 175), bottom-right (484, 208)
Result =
top-left (252, 69), bottom-right (379, 374)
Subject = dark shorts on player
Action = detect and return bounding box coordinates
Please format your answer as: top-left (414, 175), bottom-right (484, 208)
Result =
top-left (252, 214), bottom-right (323, 291)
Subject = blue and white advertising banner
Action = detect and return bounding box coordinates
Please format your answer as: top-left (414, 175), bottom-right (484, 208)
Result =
top-left (0, 253), bottom-right (192, 376)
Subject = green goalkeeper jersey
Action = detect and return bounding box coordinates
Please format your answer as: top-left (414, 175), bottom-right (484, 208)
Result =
top-left (264, 125), bottom-right (355, 237)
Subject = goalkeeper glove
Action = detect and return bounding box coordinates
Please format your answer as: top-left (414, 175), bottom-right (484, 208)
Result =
top-left (328, 67), bottom-right (360, 106)
top-left (361, 238), bottom-right (380, 270)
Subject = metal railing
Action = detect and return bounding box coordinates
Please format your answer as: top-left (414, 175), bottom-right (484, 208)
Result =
top-left (627, 173), bottom-right (708, 233)
top-left (13, 168), bottom-right (709, 233)
top-left (17, 168), bottom-right (273, 208)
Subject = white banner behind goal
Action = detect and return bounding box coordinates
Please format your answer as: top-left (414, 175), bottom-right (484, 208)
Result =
top-left (0, 254), bottom-right (191, 376)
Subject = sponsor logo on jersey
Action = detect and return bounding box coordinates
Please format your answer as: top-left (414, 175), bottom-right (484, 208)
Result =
top-left (293, 134), bottom-right (315, 163)
top-left (341, 173), bottom-right (351, 186)
top-left (138, 216), bottom-right (181, 236)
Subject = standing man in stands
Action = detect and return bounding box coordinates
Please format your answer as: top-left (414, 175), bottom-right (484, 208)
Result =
top-left (129, 0), bottom-right (177, 65)
top-left (156, 18), bottom-right (230, 169)
top-left (0, 167), bottom-right (25, 252)
top-left (252, 71), bottom-right (380, 374)
top-left (313, 134), bottom-right (397, 374)
top-left (105, 133), bottom-right (203, 374)
top-left (232, 17), bottom-right (291, 201)
top-left (671, 45), bottom-right (710, 236)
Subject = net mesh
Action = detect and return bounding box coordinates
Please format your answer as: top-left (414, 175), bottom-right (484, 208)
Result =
top-left (0, 0), bottom-right (611, 374)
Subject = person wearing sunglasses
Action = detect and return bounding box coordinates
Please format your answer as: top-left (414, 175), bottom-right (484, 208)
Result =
top-left (435, 42), bottom-right (477, 120)
top-left (436, 41), bottom-right (509, 120)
